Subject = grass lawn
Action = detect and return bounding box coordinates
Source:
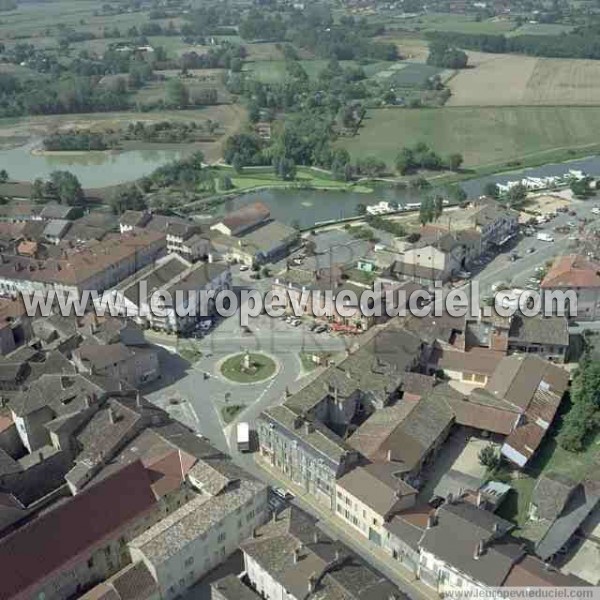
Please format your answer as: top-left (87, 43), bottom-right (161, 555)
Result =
top-left (220, 352), bottom-right (277, 383)
top-left (178, 342), bottom-right (203, 364)
top-left (216, 166), bottom-right (372, 194)
top-left (337, 106), bottom-right (600, 171)
top-left (221, 404), bottom-right (246, 424)
top-left (508, 23), bottom-right (574, 37)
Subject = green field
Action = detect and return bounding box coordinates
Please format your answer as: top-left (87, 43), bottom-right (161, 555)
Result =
top-left (337, 106), bottom-right (600, 170)
top-left (397, 13), bottom-right (516, 35)
top-left (373, 62), bottom-right (445, 88)
top-left (508, 23), bottom-right (575, 37)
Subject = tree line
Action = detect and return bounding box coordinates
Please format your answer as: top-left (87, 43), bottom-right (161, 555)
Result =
top-left (426, 27), bottom-right (600, 60)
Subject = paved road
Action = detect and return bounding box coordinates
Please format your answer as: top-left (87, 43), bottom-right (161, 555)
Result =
top-left (472, 198), bottom-right (600, 297)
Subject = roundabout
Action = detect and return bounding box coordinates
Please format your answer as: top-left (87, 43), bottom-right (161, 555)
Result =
top-left (219, 351), bottom-right (278, 384)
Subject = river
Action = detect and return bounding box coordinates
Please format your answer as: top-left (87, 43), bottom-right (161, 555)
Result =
top-left (2, 141), bottom-right (600, 227)
top-left (213, 155), bottom-right (600, 228)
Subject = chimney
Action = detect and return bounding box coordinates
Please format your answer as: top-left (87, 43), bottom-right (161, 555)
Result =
top-left (313, 530), bottom-right (319, 544)
top-left (136, 391), bottom-right (142, 408)
top-left (387, 449), bottom-right (393, 462)
top-left (473, 540), bottom-right (484, 560)
top-left (208, 253), bottom-right (214, 263)
top-left (493, 522), bottom-right (500, 534)
top-left (38, 451), bottom-right (44, 463)
top-left (251, 527), bottom-right (257, 538)
top-left (477, 491), bottom-right (484, 508)
top-left (294, 547), bottom-right (301, 563)
top-left (426, 513), bottom-right (436, 529)
top-left (108, 407), bottom-right (116, 424)
top-left (446, 492), bottom-right (454, 505)
top-left (308, 574), bottom-right (317, 594)
top-left (304, 421), bottom-right (314, 435)
top-left (334, 549), bottom-right (341, 562)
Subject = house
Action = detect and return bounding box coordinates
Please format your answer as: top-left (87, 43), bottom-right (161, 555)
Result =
top-left (541, 255), bottom-right (600, 320)
top-left (42, 219), bottom-right (71, 244)
top-left (80, 561), bottom-right (160, 600)
top-left (384, 505), bottom-right (430, 575)
top-left (527, 473), bottom-right (600, 562)
top-left (418, 499), bottom-right (524, 595)
top-left (479, 355), bottom-right (569, 467)
top-left (508, 313), bottom-right (570, 361)
top-left (240, 506), bottom-right (407, 600)
top-left (128, 459), bottom-right (268, 600)
top-left (108, 254), bottom-right (231, 333)
top-left (64, 393), bottom-right (171, 493)
top-left (232, 220), bottom-right (299, 266)
top-left (0, 460), bottom-right (160, 600)
top-left (0, 296), bottom-right (33, 356)
top-left (210, 202), bottom-right (271, 237)
top-left (437, 200), bottom-right (519, 251)
top-left (39, 203), bottom-right (81, 221)
top-left (165, 221), bottom-right (210, 261)
top-left (72, 342), bottom-right (160, 388)
top-left (211, 575), bottom-right (262, 600)
top-left (10, 374), bottom-right (119, 453)
top-left (335, 462), bottom-right (417, 547)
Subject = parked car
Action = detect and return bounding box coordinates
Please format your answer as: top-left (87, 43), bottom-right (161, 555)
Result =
top-left (272, 487), bottom-right (294, 501)
top-left (592, 207), bottom-right (600, 215)
top-left (239, 265), bottom-right (249, 272)
top-left (315, 325), bottom-right (328, 333)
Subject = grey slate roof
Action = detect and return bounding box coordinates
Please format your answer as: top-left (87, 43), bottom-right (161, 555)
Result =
top-left (532, 473), bottom-right (577, 521)
top-left (211, 575), bottom-right (262, 600)
top-left (509, 313), bottom-right (569, 347)
top-left (420, 501), bottom-right (523, 587)
top-left (241, 506), bottom-right (407, 600)
top-left (536, 481), bottom-right (600, 561)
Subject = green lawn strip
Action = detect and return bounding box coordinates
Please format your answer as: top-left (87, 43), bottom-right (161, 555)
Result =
top-left (221, 404), bottom-right (246, 424)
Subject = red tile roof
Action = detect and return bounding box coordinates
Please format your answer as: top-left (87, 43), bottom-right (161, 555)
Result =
top-left (541, 255), bottom-right (600, 289)
top-left (0, 460), bottom-right (156, 599)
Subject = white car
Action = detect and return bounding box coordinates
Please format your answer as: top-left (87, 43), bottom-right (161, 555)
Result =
top-left (592, 207), bottom-right (600, 215)
top-left (239, 265), bottom-right (249, 272)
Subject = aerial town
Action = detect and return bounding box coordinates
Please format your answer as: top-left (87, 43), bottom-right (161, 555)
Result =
top-left (1, 0), bottom-right (600, 599)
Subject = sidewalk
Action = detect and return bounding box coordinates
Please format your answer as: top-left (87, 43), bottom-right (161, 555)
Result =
top-left (254, 456), bottom-right (440, 600)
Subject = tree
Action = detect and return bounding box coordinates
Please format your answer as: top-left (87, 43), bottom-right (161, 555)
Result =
top-left (31, 178), bottom-right (44, 201)
top-left (557, 358), bottom-right (600, 452)
top-left (49, 171), bottom-right (83, 205)
top-left (419, 197), bottom-right (434, 225)
top-left (571, 177), bottom-right (594, 199)
top-left (166, 78), bottom-right (189, 107)
top-left (506, 182), bottom-right (528, 205)
top-left (274, 156), bottom-right (296, 181)
top-left (445, 183), bottom-right (467, 204)
top-left (395, 148), bottom-right (414, 175)
top-left (109, 185), bottom-right (147, 214)
top-left (478, 444), bottom-right (501, 470)
top-left (447, 153), bottom-right (463, 171)
top-left (483, 182), bottom-right (499, 199)
top-left (433, 195), bottom-right (444, 221)
top-left (355, 203), bottom-right (367, 216)
top-left (0, 169), bottom-right (8, 183)
top-left (219, 175), bottom-right (234, 191)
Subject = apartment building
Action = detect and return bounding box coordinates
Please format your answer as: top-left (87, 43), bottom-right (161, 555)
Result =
top-left (0, 230), bottom-right (166, 298)
top-left (541, 254), bottom-right (600, 320)
top-left (108, 254), bottom-right (230, 333)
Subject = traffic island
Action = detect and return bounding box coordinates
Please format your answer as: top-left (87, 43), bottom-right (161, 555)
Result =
top-left (219, 351), bottom-right (278, 384)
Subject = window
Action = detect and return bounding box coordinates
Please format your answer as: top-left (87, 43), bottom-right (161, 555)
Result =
top-left (87, 558), bottom-right (94, 569)
top-left (184, 556), bottom-right (194, 567)
top-left (218, 532), bottom-right (226, 543)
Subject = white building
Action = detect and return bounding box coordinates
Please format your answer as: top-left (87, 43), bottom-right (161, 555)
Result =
top-left (129, 461), bottom-right (268, 600)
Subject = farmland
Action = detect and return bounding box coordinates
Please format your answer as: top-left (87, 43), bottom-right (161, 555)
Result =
top-left (337, 106), bottom-right (600, 170)
top-left (447, 55), bottom-right (600, 106)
